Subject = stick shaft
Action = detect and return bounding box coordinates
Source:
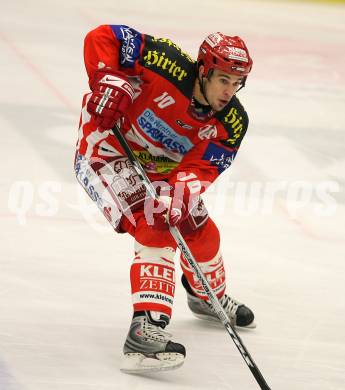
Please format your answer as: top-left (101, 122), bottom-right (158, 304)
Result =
top-left (112, 124), bottom-right (271, 389)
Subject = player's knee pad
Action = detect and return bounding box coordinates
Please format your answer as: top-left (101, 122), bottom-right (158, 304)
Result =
top-left (130, 241), bottom-right (176, 317)
top-left (180, 249), bottom-right (226, 299)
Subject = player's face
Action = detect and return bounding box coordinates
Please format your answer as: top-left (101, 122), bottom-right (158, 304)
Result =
top-left (205, 69), bottom-right (244, 111)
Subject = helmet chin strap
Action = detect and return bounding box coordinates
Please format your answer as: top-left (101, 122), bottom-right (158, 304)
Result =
top-left (236, 77), bottom-right (247, 93)
top-left (190, 69), bottom-right (217, 121)
top-left (197, 73), bottom-right (212, 106)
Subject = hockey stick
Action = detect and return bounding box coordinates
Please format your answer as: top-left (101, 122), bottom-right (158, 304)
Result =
top-left (112, 123), bottom-right (271, 390)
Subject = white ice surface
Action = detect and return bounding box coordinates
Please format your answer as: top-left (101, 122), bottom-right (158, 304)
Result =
top-left (0, 1), bottom-right (344, 389)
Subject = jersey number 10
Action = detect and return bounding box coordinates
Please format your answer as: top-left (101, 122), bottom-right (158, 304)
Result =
top-left (153, 92), bottom-right (176, 109)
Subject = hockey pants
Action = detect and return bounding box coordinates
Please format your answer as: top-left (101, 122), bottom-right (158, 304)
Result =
top-left (74, 152), bottom-right (226, 317)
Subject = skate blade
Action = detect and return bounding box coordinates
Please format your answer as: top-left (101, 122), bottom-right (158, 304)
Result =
top-left (120, 352), bottom-right (185, 374)
top-left (192, 313), bottom-right (257, 329)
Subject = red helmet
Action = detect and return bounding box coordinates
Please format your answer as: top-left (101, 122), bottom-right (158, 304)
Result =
top-left (198, 32), bottom-right (253, 78)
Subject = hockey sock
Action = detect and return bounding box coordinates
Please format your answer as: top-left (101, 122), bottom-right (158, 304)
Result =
top-left (130, 242), bottom-right (176, 317)
top-left (180, 250), bottom-right (226, 299)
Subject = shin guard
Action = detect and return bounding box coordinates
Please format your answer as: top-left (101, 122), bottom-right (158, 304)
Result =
top-left (130, 242), bottom-right (176, 317)
top-left (180, 249), bottom-right (226, 299)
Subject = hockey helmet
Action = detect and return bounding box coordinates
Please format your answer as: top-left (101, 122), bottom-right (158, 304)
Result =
top-left (198, 32), bottom-right (253, 78)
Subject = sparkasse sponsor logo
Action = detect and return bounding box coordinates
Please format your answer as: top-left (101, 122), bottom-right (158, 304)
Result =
top-left (137, 109), bottom-right (194, 154)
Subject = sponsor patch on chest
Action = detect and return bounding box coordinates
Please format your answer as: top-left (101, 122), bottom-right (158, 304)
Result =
top-left (137, 109), bottom-right (194, 154)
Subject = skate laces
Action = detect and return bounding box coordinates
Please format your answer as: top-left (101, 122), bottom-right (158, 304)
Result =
top-left (220, 294), bottom-right (241, 317)
top-left (142, 317), bottom-right (172, 343)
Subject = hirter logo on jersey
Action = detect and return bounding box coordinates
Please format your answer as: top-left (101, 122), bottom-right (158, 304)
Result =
top-left (143, 50), bottom-right (188, 81)
top-left (137, 109), bottom-right (194, 155)
top-left (222, 107), bottom-right (245, 146)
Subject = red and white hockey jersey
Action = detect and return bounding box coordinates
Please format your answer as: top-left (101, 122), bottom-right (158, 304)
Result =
top-left (77, 24), bottom-right (249, 191)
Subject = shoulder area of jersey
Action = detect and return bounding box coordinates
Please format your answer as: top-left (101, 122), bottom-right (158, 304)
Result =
top-left (139, 34), bottom-right (197, 95)
top-left (216, 95), bottom-right (249, 147)
top-left (143, 34), bottom-right (196, 64)
top-left (217, 95), bottom-right (248, 122)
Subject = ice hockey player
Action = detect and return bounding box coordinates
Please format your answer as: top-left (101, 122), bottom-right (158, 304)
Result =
top-left (75, 24), bottom-right (255, 373)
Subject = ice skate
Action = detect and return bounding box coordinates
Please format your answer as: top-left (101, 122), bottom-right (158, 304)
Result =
top-left (182, 275), bottom-right (256, 329)
top-left (121, 311), bottom-right (186, 374)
